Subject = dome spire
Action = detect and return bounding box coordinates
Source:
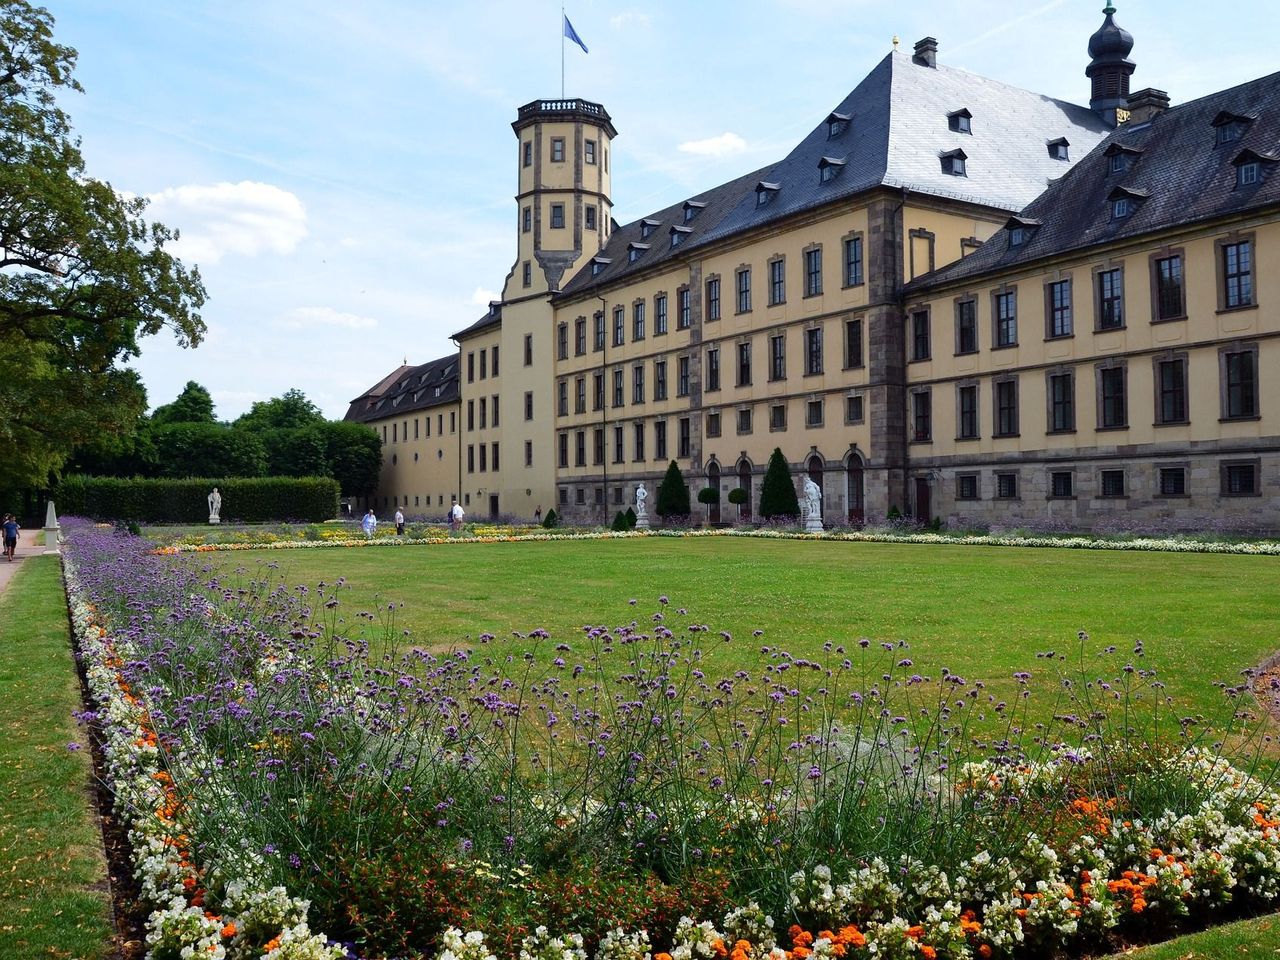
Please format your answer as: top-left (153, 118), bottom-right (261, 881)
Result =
top-left (1086, 1), bottom-right (1136, 125)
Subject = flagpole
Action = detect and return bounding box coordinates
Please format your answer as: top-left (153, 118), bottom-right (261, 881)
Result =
top-left (560, 3), bottom-right (565, 98)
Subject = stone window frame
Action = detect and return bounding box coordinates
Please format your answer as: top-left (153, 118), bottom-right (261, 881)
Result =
top-left (613, 425), bottom-right (625, 465)
top-left (994, 471), bottom-right (1020, 500)
top-left (632, 363), bottom-right (646, 406)
top-left (704, 274), bottom-right (721, 322)
top-left (1148, 246), bottom-right (1187, 323)
top-left (845, 391), bottom-right (865, 425)
top-left (767, 254), bottom-right (787, 307)
top-left (585, 204), bottom-right (597, 231)
top-left (736, 406), bottom-right (754, 436)
top-left (592, 312), bottom-right (605, 352)
top-left (522, 260), bottom-right (532, 288)
top-left (1098, 467), bottom-right (1128, 499)
top-left (955, 380), bottom-right (980, 441)
top-left (1218, 341), bottom-right (1260, 421)
top-left (592, 372), bottom-right (605, 411)
top-left (803, 242), bottom-right (824, 298)
top-left (574, 316), bottom-right (587, 356)
top-left (737, 338), bottom-right (754, 387)
top-left (768, 332), bottom-right (787, 382)
top-left (1151, 350), bottom-right (1190, 426)
top-left (1220, 458), bottom-right (1261, 497)
top-left (1045, 366), bottom-right (1076, 434)
top-left (555, 380), bottom-right (568, 418)
top-left (844, 315), bottom-right (865, 369)
top-left (653, 359), bottom-right (668, 401)
top-left (908, 227), bottom-right (937, 279)
top-left (574, 376), bottom-right (586, 415)
top-left (584, 138), bottom-right (597, 165)
top-left (1215, 231), bottom-right (1257, 312)
top-left (574, 430), bottom-right (586, 468)
top-left (558, 485), bottom-right (568, 505)
top-left (909, 305), bottom-right (932, 362)
top-left (612, 366), bottom-right (625, 409)
top-left (954, 296), bottom-right (979, 355)
top-left (677, 284), bottom-right (693, 329)
top-left (632, 298), bottom-right (646, 342)
top-left (677, 355), bottom-right (692, 398)
top-left (704, 347), bottom-right (720, 393)
top-left (909, 387), bottom-right (932, 443)
top-left (992, 373), bottom-right (1019, 438)
top-left (1155, 461), bottom-right (1191, 499)
top-left (1048, 469), bottom-right (1075, 500)
top-left (550, 136), bottom-right (565, 163)
top-left (522, 206), bottom-right (532, 233)
top-left (991, 285), bottom-right (1018, 349)
top-left (841, 230), bottom-right (865, 288)
top-left (522, 141), bottom-right (533, 168)
top-left (550, 202), bottom-right (566, 230)
top-left (955, 472), bottom-right (980, 501)
top-left (769, 402), bottom-right (788, 432)
top-left (612, 305), bottom-right (625, 346)
top-left (1095, 357), bottom-right (1129, 431)
top-left (1043, 274), bottom-right (1074, 340)
top-left (805, 396), bottom-right (825, 429)
top-left (1092, 260), bottom-right (1126, 332)
top-left (804, 323), bottom-right (824, 376)
top-left (706, 410), bottom-right (722, 439)
top-left (735, 265), bottom-right (753, 314)
top-left (654, 292), bottom-right (669, 336)
top-left (632, 421), bottom-right (646, 462)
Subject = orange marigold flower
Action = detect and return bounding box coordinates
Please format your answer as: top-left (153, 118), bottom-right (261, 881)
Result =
top-left (792, 929), bottom-right (814, 948)
top-left (791, 948), bottom-right (812, 960)
top-left (906, 925), bottom-right (924, 940)
top-left (220, 923), bottom-right (237, 938)
top-left (978, 945), bottom-right (993, 959)
top-left (263, 937), bottom-right (282, 953)
top-left (920, 947), bottom-right (937, 960)
top-left (712, 939), bottom-right (728, 959)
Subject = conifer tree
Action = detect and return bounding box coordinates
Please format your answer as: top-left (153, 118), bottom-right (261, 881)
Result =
top-left (655, 461), bottom-right (691, 517)
top-left (758, 448), bottom-right (801, 519)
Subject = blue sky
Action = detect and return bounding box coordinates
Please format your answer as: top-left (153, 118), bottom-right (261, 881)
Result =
top-left (47, 0), bottom-right (1276, 420)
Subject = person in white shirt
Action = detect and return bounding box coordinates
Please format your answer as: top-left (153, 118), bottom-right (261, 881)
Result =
top-left (361, 509), bottom-right (377, 539)
top-left (449, 501), bottom-right (465, 531)
top-left (394, 508), bottom-right (405, 536)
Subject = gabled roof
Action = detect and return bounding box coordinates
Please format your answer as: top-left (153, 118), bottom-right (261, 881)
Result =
top-left (453, 302), bottom-right (501, 340)
top-left (905, 69), bottom-right (1280, 295)
top-left (344, 353), bottom-right (460, 424)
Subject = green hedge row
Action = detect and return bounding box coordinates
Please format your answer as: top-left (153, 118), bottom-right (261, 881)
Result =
top-left (56, 476), bottom-right (340, 523)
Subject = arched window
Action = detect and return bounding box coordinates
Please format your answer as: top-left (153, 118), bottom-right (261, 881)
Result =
top-left (706, 462), bottom-right (721, 526)
top-left (736, 459), bottom-right (753, 520)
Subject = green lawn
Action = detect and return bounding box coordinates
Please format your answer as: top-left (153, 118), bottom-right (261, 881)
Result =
top-left (208, 537), bottom-right (1280, 720)
top-left (0, 556), bottom-right (113, 960)
top-left (1108, 912), bottom-right (1280, 956)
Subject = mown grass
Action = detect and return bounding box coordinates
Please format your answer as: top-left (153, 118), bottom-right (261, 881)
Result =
top-left (0, 556), bottom-right (113, 960)
top-left (207, 536), bottom-right (1280, 720)
top-left (1107, 911), bottom-right (1280, 956)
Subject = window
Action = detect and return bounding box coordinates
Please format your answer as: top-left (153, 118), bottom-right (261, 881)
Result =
top-left (1097, 268), bottom-right (1124, 330)
top-left (575, 377), bottom-right (586, 414)
top-left (613, 306), bottom-right (625, 346)
top-left (994, 290), bottom-right (1017, 347)
top-left (736, 268), bottom-right (752, 313)
top-left (523, 261), bottom-right (531, 287)
top-left (558, 433), bottom-right (568, 468)
top-left (633, 301), bottom-right (646, 341)
top-left (525, 441), bottom-right (534, 467)
top-left (953, 299), bottom-right (977, 354)
top-left (556, 323), bottom-right (568, 360)
top-left (1238, 162), bottom-right (1261, 187)
top-left (1109, 152), bottom-right (1129, 174)
top-left (1050, 472), bottom-right (1073, 498)
top-left (827, 114), bottom-right (849, 138)
top-left (706, 411), bottom-right (721, 438)
top-left (1222, 461), bottom-right (1259, 496)
top-left (585, 205), bottom-right (597, 230)
top-left (478, 444), bottom-right (487, 472)
top-left (556, 381), bottom-right (567, 418)
top-left (806, 398), bottom-right (824, 428)
top-left (769, 259), bottom-right (786, 305)
top-left (655, 294), bottom-right (668, 335)
top-left (994, 379), bottom-right (1018, 437)
top-left (845, 394), bottom-right (864, 424)
top-left (654, 420), bottom-right (667, 460)
top-left (678, 288), bottom-right (692, 329)
top-left (911, 310), bottom-right (930, 361)
top-left (593, 312), bottom-right (605, 351)
top-left (593, 429), bottom-right (604, 465)
top-left (550, 137), bottom-right (565, 162)
top-left (633, 423), bottom-right (645, 462)
top-left (522, 206), bottom-right (531, 232)
top-left (683, 201), bottom-right (704, 223)
top-left (706, 348), bottom-right (720, 392)
top-left (654, 360), bottom-right (668, 401)
top-left (805, 327), bottom-right (824, 375)
top-left (1048, 372), bottom-right (1074, 433)
top-left (524, 333), bottom-right (534, 366)
top-left (804, 248), bottom-right (823, 296)
top-left (1156, 358), bottom-right (1188, 424)
top-left (1111, 197), bottom-right (1132, 220)
top-left (612, 368), bottom-right (624, 408)
top-left (1159, 468), bottom-right (1186, 496)
top-left (1222, 239), bottom-right (1254, 308)
top-left (585, 139), bottom-right (596, 164)
top-left (706, 277), bottom-right (721, 321)
top-left (957, 385), bottom-right (978, 439)
top-left (524, 391), bottom-right (534, 421)
top-left (948, 109), bottom-right (971, 133)
top-left (492, 346), bottom-right (499, 376)
top-left (558, 488), bottom-right (568, 505)
top-left (1222, 348), bottom-right (1258, 419)
top-left (1048, 139), bottom-right (1069, 161)
top-left (613, 426), bottom-right (624, 464)
top-left (769, 334), bottom-right (786, 381)
top-left (593, 373), bottom-right (604, 411)
top-left (467, 444), bottom-right (475, 473)
top-left (550, 203), bottom-right (565, 229)
top-left (1047, 280), bottom-right (1072, 338)
top-left (770, 404), bottom-right (787, 431)
top-left (1099, 365), bottom-right (1127, 429)
top-left (632, 364), bottom-right (645, 404)
top-left (995, 473), bottom-right (1018, 499)
top-left (737, 408), bottom-right (753, 434)
top-left (845, 318), bottom-right (864, 368)
top-left (911, 390), bottom-right (931, 441)
top-left (678, 418), bottom-right (691, 459)
top-left (479, 350), bottom-right (488, 380)
top-left (1009, 228), bottom-right (1027, 248)
top-left (677, 356), bottom-right (691, 397)
top-left (1100, 470), bottom-right (1126, 498)
top-left (957, 474), bottom-right (979, 500)
top-left (479, 396), bottom-right (487, 428)
top-left (467, 352), bottom-right (475, 382)
top-left (574, 318), bottom-right (586, 356)
top-left (844, 236), bottom-right (864, 286)
top-left (737, 341), bottom-right (752, 386)
top-left (942, 150), bottom-right (966, 176)
top-left (1153, 255), bottom-right (1185, 320)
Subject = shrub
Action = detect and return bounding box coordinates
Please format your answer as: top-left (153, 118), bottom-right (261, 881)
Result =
top-left (727, 488), bottom-right (748, 507)
top-left (697, 486), bottom-right (719, 506)
top-left (611, 510), bottom-right (630, 532)
top-left (624, 507), bottom-right (637, 529)
top-left (656, 461), bottom-right (691, 518)
top-left (758, 448), bottom-right (800, 519)
top-left (887, 504), bottom-right (902, 520)
top-left (56, 475), bottom-right (339, 522)
top-left (542, 508), bottom-right (559, 529)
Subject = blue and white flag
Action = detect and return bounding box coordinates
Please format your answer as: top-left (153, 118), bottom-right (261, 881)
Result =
top-left (563, 15), bottom-right (588, 54)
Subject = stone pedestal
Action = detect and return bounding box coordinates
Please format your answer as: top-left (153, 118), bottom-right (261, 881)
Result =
top-left (43, 500), bottom-right (61, 554)
top-left (208, 516), bottom-right (221, 525)
top-left (635, 516), bottom-right (651, 530)
top-left (805, 516), bottom-right (824, 533)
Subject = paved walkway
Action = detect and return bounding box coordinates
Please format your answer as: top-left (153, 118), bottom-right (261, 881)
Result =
top-left (0, 531), bottom-right (52, 598)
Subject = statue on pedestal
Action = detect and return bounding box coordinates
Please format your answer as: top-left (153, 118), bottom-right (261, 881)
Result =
top-left (802, 476), bottom-right (824, 532)
top-left (634, 482), bottom-right (650, 530)
top-left (208, 487), bottom-right (222, 524)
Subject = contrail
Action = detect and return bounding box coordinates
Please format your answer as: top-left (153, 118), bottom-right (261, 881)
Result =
top-left (948, 0), bottom-right (1075, 56)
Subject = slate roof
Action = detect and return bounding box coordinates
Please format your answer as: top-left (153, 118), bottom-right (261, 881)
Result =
top-left (558, 48), bottom-right (1110, 299)
top-left (452, 302), bottom-right (502, 341)
top-left (343, 353), bottom-right (460, 424)
top-left (904, 70), bottom-right (1280, 294)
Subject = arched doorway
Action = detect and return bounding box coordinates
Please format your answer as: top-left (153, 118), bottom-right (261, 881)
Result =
top-left (807, 454), bottom-right (824, 521)
top-left (846, 451), bottom-right (865, 525)
top-left (706, 462), bottom-right (721, 525)
top-left (736, 458), bottom-right (752, 520)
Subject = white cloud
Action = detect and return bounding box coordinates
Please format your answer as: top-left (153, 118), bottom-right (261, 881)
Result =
top-left (677, 132), bottom-right (748, 158)
top-left (279, 306), bottom-right (379, 330)
top-left (610, 11), bottom-right (651, 29)
top-left (469, 286), bottom-right (500, 306)
top-left (146, 181), bottom-right (308, 265)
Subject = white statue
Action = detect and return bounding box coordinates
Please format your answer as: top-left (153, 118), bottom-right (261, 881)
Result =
top-left (802, 476), bottom-right (823, 531)
top-left (634, 482), bottom-right (648, 518)
top-left (208, 487), bottom-right (222, 524)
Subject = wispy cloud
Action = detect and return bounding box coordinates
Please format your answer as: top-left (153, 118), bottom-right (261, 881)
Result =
top-left (146, 181), bottom-right (307, 265)
top-left (469, 286), bottom-right (500, 306)
top-left (278, 306), bottom-right (378, 330)
top-left (610, 11), bottom-right (651, 30)
top-left (677, 132), bottom-right (748, 157)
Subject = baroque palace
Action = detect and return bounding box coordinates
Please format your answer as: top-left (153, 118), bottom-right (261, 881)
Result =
top-left (347, 6), bottom-right (1280, 529)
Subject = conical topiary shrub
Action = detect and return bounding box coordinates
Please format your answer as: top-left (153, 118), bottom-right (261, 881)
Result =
top-left (758, 447), bottom-right (800, 519)
top-left (656, 461), bottom-right (691, 518)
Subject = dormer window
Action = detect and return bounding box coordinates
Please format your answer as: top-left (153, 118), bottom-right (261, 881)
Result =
top-left (947, 109), bottom-right (972, 134)
top-left (1004, 216), bottom-right (1040, 249)
top-left (1107, 186), bottom-right (1148, 221)
top-left (818, 156), bottom-right (846, 183)
top-left (826, 111), bottom-right (850, 139)
top-left (1212, 111), bottom-right (1256, 146)
top-left (755, 181), bottom-right (781, 206)
top-left (670, 225), bottom-right (691, 248)
top-left (1239, 161), bottom-right (1261, 186)
top-left (1104, 143), bottom-right (1143, 174)
top-left (627, 242), bottom-right (650, 263)
top-left (683, 200), bottom-right (706, 223)
top-left (1232, 149), bottom-right (1275, 188)
top-left (940, 149), bottom-right (967, 176)
top-left (1047, 137), bottom-right (1070, 161)
top-left (640, 218), bottom-right (660, 239)
top-left (590, 256), bottom-right (611, 277)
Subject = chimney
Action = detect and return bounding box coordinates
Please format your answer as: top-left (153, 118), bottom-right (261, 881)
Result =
top-left (912, 37), bottom-right (938, 68)
top-left (1125, 88), bottom-right (1170, 124)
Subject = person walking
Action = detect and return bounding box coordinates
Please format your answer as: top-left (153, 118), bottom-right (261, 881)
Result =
top-left (394, 507), bottom-right (405, 536)
top-left (361, 509), bottom-right (377, 539)
top-left (2, 514), bottom-right (18, 562)
top-left (449, 500), bottom-right (465, 532)
top-left (534, 505), bottom-right (542, 524)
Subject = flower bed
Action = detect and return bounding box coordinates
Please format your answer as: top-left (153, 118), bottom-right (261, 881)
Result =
top-left (63, 519), bottom-right (1280, 959)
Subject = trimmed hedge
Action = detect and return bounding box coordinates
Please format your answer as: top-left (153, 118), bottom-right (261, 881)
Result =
top-left (56, 476), bottom-right (340, 523)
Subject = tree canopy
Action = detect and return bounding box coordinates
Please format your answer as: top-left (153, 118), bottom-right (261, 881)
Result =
top-left (151, 381), bottom-right (216, 426)
top-left (759, 448), bottom-right (800, 519)
top-left (0, 0), bottom-right (206, 492)
top-left (655, 461), bottom-right (691, 518)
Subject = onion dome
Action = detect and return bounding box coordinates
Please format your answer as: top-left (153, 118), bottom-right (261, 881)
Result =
top-left (1088, 2), bottom-right (1134, 61)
